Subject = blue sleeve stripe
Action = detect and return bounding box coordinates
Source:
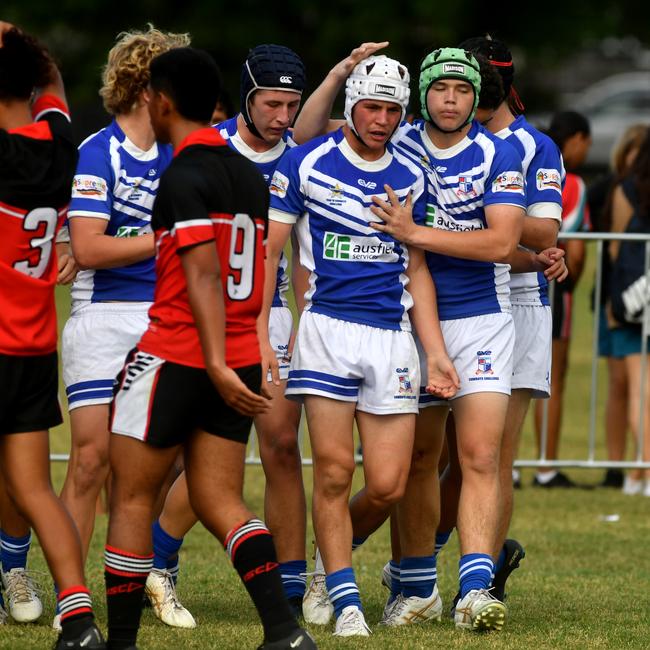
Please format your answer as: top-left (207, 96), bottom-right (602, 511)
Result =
top-left (289, 369), bottom-right (361, 387)
top-left (286, 379), bottom-right (359, 397)
top-left (67, 389), bottom-right (115, 403)
top-left (113, 195), bottom-right (153, 216)
top-left (66, 379), bottom-right (115, 396)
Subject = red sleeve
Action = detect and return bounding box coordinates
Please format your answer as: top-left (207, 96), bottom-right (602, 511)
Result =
top-left (32, 94), bottom-right (70, 122)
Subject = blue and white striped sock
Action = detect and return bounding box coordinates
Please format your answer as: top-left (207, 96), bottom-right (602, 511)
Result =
top-left (459, 553), bottom-right (494, 598)
top-left (400, 556), bottom-right (436, 598)
top-left (389, 560), bottom-right (401, 601)
top-left (152, 520), bottom-right (183, 571)
top-left (351, 536), bottom-right (367, 551)
top-left (434, 531), bottom-right (452, 557)
top-left (280, 560), bottom-right (307, 600)
top-left (326, 567), bottom-right (361, 618)
top-left (1, 530), bottom-right (31, 572)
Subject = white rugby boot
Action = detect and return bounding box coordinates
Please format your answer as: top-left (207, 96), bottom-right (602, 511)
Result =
top-left (2, 568), bottom-right (43, 622)
top-left (333, 606), bottom-right (371, 637)
top-left (384, 584), bottom-right (443, 626)
top-left (145, 568), bottom-right (196, 628)
top-left (454, 588), bottom-right (506, 632)
top-left (302, 572), bottom-right (333, 625)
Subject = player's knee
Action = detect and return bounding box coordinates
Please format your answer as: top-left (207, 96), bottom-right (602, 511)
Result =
top-left (71, 446), bottom-right (110, 493)
top-left (365, 476), bottom-right (405, 509)
top-left (461, 447), bottom-right (499, 476)
top-left (409, 444), bottom-right (440, 476)
top-left (260, 430), bottom-right (301, 469)
top-left (315, 460), bottom-right (355, 499)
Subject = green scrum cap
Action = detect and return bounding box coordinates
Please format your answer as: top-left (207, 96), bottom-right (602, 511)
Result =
top-left (419, 47), bottom-right (482, 126)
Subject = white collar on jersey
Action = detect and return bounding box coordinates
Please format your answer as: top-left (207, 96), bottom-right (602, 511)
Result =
top-left (121, 135), bottom-right (159, 162)
top-left (231, 129), bottom-right (287, 163)
top-left (339, 135), bottom-right (392, 171)
top-left (421, 125), bottom-right (473, 160)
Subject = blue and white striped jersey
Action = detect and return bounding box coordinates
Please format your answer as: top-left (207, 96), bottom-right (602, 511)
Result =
top-left (393, 120), bottom-right (526, 321)
top-left (217, 116), bottom-right (295, 308)
top-left (268, 128), bottom-right (427, 331)
top-left (68, 119), bottom-right (171, 305)
top-left (495, 115), bottom-right (563, 305)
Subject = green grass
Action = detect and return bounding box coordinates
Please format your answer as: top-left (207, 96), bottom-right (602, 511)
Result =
top-left (2, 244), bottom-right (649, 649)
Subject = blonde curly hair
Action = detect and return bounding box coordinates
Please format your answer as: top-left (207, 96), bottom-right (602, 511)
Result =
top-left (100, 24), bottom-right (190, 115)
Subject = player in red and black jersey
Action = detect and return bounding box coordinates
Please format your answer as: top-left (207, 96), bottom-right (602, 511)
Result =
top-left (105, 48), bottom-right (316, 650)
top-left (0, 22), bottom-right (105, 649)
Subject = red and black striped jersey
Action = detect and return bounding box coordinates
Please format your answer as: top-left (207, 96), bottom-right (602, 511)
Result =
top-left (0, 95), bottom-right (77, 355)
top-left (138, 128), bottom-right (268, 369)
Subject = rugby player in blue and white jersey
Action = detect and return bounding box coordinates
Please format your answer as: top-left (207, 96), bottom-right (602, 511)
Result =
top-left (149, 44), bottom-right (311, 615)
top-left (58, 26), bottom-right (196, 630)
top-left (263, 55), bottom-right (459, 636)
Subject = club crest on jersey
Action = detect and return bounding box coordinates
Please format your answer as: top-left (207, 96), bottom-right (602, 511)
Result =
top-left (269, 171), bottom-right (289, 198)
top-left (475, 350), bottom-right (494, 376)
top-left (535, 168), bottom-right (562, 193)
top-left (456, 175), bottom-right (477, 199)
top-left (394, 368), bottom-right (416, 400)
top-left (323, 232), bottom-right (396, 262)
top-left (326, 183), bottom-right (346, 207)
top-left (72, 175), bottom-right (108, 200)
top-left (492, 171), bottom-right (524, 193)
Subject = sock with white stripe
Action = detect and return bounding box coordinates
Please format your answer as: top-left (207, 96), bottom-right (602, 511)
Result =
top-left (167, 556), bottom-right (179, 585)
top-left (459, 553), bottom-right (494, 598)
top-left (279, 560), bottom-right (307, 600)
top-left (225, 518), bottom-right (297, 643)
top-left (152, 519), bottom-right (183, 571)
top-left (351, 536), bottom-right (367, 551)
top-left (400, 555), bottom-right (437, 598)
top-left (434, 530), bottom-right (452, 557)
top-left (105, 545), bottom-right (153, 650)
top-left (0, 530), bottom-right (31, 572)
top-left (388, 560), bottom-right (401, 602)
top-left (58, 585), bottom-right (94, 643)
top-left (326, 567), bottom-right (361, 619)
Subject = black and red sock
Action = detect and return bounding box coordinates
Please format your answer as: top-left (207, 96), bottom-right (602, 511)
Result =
top-left (104, 545), bottom-right (153, 650)
top-left (225, 518), bottom-right (297, 643)
top-left (58, 585), bottom-right (94, 641)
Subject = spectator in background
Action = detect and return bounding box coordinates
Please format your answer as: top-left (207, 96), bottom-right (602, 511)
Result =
top-left (533, 111), bottom-right (591, 487)
top-left (608, 128), bottom-right (650, 496)
top-left (588, 124), bottom-right (648, 488)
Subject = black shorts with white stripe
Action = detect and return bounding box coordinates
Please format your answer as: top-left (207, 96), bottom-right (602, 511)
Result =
top-left (110, 349), bottom-right (261, 447)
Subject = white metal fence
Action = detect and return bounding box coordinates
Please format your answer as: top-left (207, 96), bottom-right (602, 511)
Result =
top-left (50, 231), bottom-right (650, 471)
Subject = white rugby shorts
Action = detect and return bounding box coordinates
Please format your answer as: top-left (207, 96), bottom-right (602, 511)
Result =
top-left (285, 311), bottom-right (420, 415)
top-left (511, 303), bottom-right (552, 398)
top-left (268, 306), bottom-right (293, 382)
top-left (62, 302), bottom-right (151, 410)
top-left (418, 312), bottom-right (515, 408)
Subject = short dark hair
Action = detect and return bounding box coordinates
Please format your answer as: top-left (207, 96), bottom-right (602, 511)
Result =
top-left (0, 27), bottom-right (52, 101)
top-left (459, 35), bottom-right (514, 98)
top-left (150, 47), bottom-right (222, 123)
top-left (547, 110), bottom-right (591, 149)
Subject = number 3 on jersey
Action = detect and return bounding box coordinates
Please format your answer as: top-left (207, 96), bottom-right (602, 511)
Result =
top-left (227, 213), bottom-right (256, 301)
top-left (13, 207), bottom-right (59, 279)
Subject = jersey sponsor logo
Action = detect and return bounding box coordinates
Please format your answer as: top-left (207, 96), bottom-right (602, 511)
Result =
top-left (148, 168), bottom-right (157, 176)
top-left (443, 63), bottom-right (465, 74)
top-left (279, 76), bottom-right (293, 84)
top-left (116, 225), bottom-right (145, 238)
top-left (358, 178), bottom-right (377, 190)
top-left (373, 83), bottom-right (397, 97)
top-left (456, 175), bottom-right (477, 199)
top-left (72, 174), bottom-right (108, 200)
top-left (322, 231), bottom-right (397, 262)
top-left (435, 165), bottom-right (447, 172)
top-left (492, 171), bottom-right (524, 193)
top-left (428, 208), bottom-right (484, 232)
top-left (269, 171), bottom-right (289, 198)
top-left (535, 168), bottom-right (562, 193)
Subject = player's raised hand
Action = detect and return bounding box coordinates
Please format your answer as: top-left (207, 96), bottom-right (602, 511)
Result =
top-left (330, 42), bottom-right (389, 81)
top-left (424, 354), bottom-right (460, 399)
top-left (538, 247), bottom-right (568, 282)
top-left (370, 185), bottom-right (417, 243)
top-left (209, 365), bottom-right (271, 417)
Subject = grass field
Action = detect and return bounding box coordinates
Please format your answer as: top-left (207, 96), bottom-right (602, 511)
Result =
top-left (1, 244), bottom-right (649, 649)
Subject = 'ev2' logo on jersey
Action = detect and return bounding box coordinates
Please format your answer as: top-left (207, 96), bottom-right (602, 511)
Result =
top-left (323, 232), bottom-right (397, 262)
top-left (358, 179), bottom-right (377, 190)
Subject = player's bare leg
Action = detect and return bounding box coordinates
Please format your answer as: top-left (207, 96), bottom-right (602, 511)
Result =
top-left (60, 405), bottom-right (111, 561)
top-left (305, 396), bottom-right (356, 575)
top-left (158, 472), bottom-right (197, 539)
top-left (256, 380), bottom-right (306, 607)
